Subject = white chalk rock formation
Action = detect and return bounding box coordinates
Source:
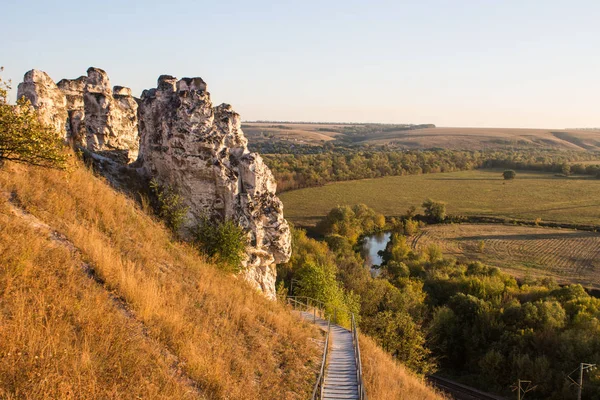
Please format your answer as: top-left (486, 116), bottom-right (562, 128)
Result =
top-left (16, 70), bottom-right (68, 135)
top-left (16, 68), bottom-right (291, 298)
top-left (137, 75), bottom-right (291, 298)
top-left (83, 68), bottom-right (139, 163)
top-left (57, 76), bottom-right (87, 146)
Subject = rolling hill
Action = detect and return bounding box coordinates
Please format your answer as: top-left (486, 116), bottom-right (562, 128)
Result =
top-left (243, 122), bottom-right (600, 151)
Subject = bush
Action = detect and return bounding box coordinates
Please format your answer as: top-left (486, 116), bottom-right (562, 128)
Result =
top-left (193, 217), bottom-right (247, 271)
top-left (422, 198), bottom-right (446, 222)
top-left (503, 169), bottom-right (516, 180)
top-left (149, 179), bottom-right (189, 232)
top-left (0, 68), bottom-right (66, 168)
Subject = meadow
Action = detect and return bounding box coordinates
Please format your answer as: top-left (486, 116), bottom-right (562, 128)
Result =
top-left (279, 169), bottom-right (600, 227)
top-left (411, 223), bottom-right (600, 290)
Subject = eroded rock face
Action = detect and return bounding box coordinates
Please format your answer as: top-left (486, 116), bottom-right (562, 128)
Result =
top-left (18, 68), bottom-right (140, 163)
top-left (57, 76), bottom-right (87, 146)
top-left (17, 67), bottom-right (291, 298)
top-left (16, 70), bottom-right (68, 134)
top-left (83, 68), bottom-right (139, 163)
top-left (138, 75), bottom-right (291, 298)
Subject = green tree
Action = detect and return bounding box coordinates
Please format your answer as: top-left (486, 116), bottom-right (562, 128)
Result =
top-left (503, 169), bottom-right (516, 180)
top-left (422, 198), bottom-right (447, 222)
top-left (149, 179), bottom-right (189, 232)
top-left (366, 310), bottom-right (436, 374)
top-left (193, 217), bottom-right (248, 271)
top-left (0, 68), bottom-right (66, 168)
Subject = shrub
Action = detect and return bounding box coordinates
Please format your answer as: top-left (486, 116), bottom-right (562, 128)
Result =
top-left (425, 244), bottom-right (443, 263)
top-left (503, 169), bottom-right (516, 180)
top-left (422, 198), bottom-right (446, 222)
top-left (477, 240), bottom-right (485, 253)
top-left (403, 219), bottom-right (419, 236)
top-left (149, 179), bottom-right (189, 232)
top-left (193, 217), bottom-right (247, 271)
top-left (0, 68), bottom-right (66, 168)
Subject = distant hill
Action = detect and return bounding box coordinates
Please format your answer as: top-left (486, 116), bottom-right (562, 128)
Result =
top-left (242, 122), bottom-right (600, 151)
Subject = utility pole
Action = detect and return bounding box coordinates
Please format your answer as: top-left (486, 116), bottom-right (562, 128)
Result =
top-left (578, 363), bottom-right (584, 400)
top-left (511, 379), bottom-right (535, 400)
top-left (567, 362), bottom-right (596, 400)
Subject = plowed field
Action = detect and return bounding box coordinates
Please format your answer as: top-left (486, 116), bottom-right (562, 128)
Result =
top-left (412, 224), bottom-right (600, 289)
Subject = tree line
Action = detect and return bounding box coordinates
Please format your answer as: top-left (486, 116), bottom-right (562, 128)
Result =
top-left (263, 149), bottom-right (600, 192)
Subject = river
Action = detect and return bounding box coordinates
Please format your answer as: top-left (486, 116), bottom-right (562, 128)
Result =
top-left (361, 231), bottom-right (391, 268)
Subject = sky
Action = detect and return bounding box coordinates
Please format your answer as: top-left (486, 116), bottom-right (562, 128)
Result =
top-left (2, 0), bottom-right (599, 128)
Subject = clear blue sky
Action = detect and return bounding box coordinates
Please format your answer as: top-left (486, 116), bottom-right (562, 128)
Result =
top-left (2, 0), bottom-right (599, 128)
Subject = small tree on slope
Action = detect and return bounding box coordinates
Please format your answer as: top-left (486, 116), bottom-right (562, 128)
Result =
top-left (0, 67), bottom-right (66, 168)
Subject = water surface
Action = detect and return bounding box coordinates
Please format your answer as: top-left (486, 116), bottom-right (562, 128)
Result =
top-left (361, 232), bottom-right (391, 268)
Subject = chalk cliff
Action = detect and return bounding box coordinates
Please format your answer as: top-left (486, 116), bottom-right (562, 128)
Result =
top-left (137, 75), bottom-right (291, 298)
top-left (16, 68), bottom-right (291, 298)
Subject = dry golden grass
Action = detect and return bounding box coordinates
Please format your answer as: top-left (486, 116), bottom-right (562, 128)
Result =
top-left (0, 200), bottom-right (197, 400)
top-left (360, 335), bottom-right (445, 400)
top-left (0, 159), bottom-right (322, 399)
top-left (362, 127), bottom-right (600, 150)
top-left (0, 157), bottom-right (446, 399)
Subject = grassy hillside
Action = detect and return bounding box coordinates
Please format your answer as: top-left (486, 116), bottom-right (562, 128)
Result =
top-left (280, 170), bottom-right (600, 227)
top-left (0, 159), bottom-right (442, 399)
top-left (0, 160), bottom-right (321, 399)
top-left (352, 127), bottom-right (600, 151)
top-left (360, 336), bottom-right (445, 400)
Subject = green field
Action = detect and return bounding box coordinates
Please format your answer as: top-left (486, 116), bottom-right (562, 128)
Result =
top-left (279, 170), bottom-right (600, 227)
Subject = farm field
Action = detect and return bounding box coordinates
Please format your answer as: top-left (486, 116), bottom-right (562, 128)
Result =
top-left (358, 127), bottom-right (600, 151)
top-left (242, 123), bottom-right (341, 145)
top-left (411, 224), bottom-right (600, 290)
top-left (242, 123), bottom-right (600, 151)
top-left (279, 170), bottom-right (600, 228)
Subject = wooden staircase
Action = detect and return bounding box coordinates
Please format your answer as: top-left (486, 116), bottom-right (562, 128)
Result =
top-left (298, 309), bottom-right (365, 400)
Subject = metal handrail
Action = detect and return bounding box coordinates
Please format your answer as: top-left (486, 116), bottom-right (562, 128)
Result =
top-left (352, 314), bottom-right (368, 400)
top-left (311, 318), bottom-right (330, 400)
top-left (282, 294), bottom-right (368, 400)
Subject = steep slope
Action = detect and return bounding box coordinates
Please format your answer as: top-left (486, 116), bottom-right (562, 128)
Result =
top-left (360, 336), bottom-right (445, 400)
top-left (0, 199), bottom-right (199, 399)
top-left (0, 159), bottom-right (319, 399)
top-left (0, 158), bottom-right (444, 399)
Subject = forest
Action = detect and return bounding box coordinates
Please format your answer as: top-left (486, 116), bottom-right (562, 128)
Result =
top-left (277, 204), bottom-right (600, 399)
